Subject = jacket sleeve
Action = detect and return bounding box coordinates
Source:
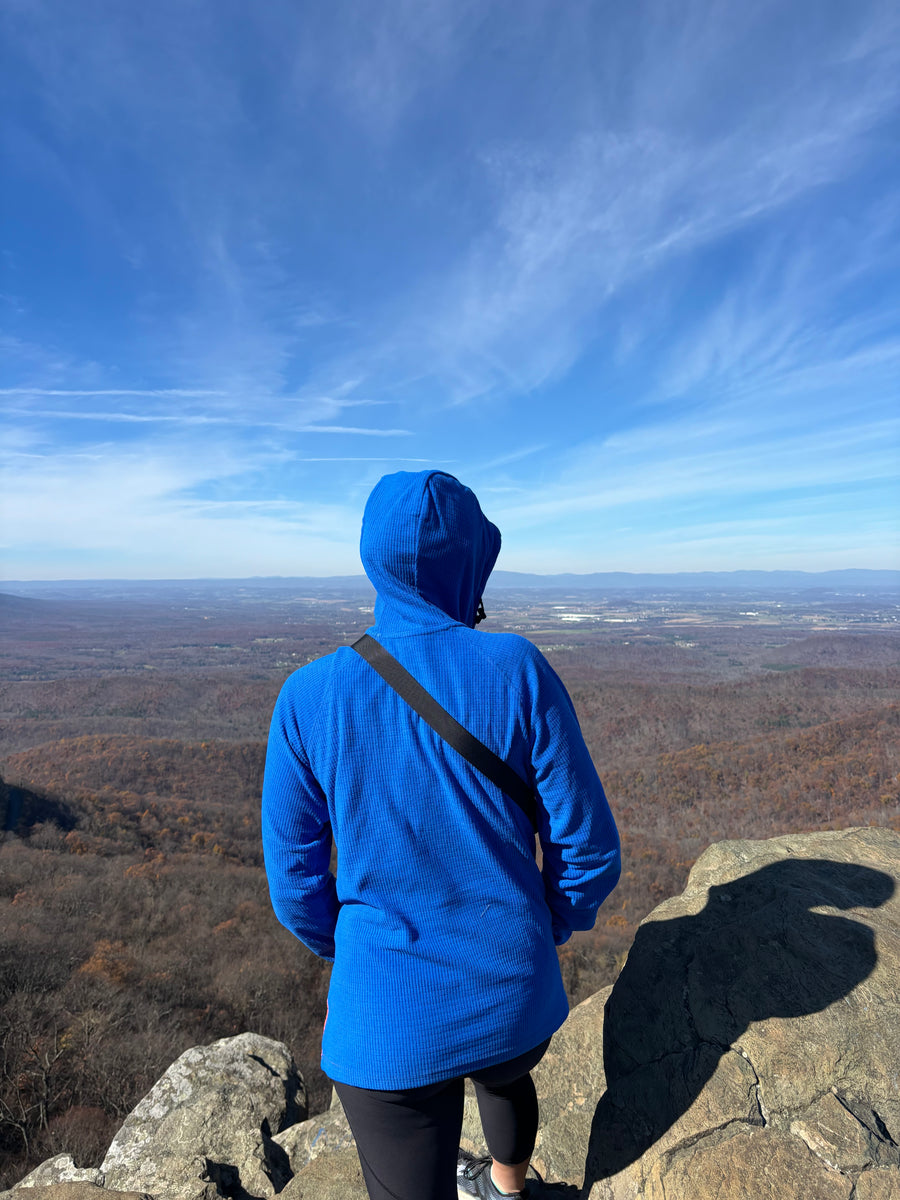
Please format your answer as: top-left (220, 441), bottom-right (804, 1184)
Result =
top-left (261, 679), bottom-right (339, 961)
top-left (524, 646), bottom-right (621, 946)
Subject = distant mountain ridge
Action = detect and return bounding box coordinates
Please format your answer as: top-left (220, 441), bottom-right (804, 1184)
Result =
top-left (2, 568), bottom-right (899, 599)
top-left (487, 568), bottom-right (900, 590)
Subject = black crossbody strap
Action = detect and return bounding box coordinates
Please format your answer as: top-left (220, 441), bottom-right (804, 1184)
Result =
top-left (352, 633), bottom-right (537, 831)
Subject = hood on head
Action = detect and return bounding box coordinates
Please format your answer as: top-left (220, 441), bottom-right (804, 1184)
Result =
top-left (360, 470), bottom-right (501, 629)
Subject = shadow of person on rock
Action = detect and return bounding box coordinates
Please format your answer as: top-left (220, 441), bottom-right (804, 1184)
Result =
top-left (581, 856), bottom-right (895, 1194)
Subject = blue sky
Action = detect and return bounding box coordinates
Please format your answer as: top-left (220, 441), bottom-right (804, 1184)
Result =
top-left (2, 0), bottom-right (898, 579)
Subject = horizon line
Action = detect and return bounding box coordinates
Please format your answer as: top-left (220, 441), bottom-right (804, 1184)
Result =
top-left (3, 567), bottom-right (899, 587)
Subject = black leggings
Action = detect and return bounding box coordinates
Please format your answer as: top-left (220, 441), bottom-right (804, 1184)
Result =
top-left (333, 1038), bottom-right (551, 1200)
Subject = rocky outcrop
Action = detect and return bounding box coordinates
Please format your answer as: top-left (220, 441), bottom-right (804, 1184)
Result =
top-left (283, 826), bottom-right (900, 1198)
top-left (5, 827), bottom-right (899, 1199)
top-left (566, 826), bottom-right (900, 1198)
top-left (98, 1032), bottom-right (306, 1200)
top-left (458, 826), bottom-right (900, 1197)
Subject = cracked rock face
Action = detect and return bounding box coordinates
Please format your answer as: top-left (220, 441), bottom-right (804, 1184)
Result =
top-left (579, 827), bottom-right (900, 1198)
top-left (100, 1032), bottom-right (307, 1200)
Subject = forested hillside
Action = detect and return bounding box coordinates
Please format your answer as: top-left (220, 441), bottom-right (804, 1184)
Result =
top-left (1, 594), bottom-right (898, 1187)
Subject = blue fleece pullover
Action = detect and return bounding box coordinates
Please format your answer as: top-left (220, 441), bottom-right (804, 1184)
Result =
top-left (262, 470), bottom-right (621, 1089)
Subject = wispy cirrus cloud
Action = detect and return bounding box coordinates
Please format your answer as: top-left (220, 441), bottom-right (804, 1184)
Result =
top-left (483, 398), bottom-right (898, 573)
top-left (2, 0), bottom-right (898, 575)
top-left (408, 7), bottom-right (900, 402)
top-left (0, 387), bottom-right (226, 397)
top-left (6, 409), bottom-right (412, 435)
top-left (645, 202), bottom-right (900, 412)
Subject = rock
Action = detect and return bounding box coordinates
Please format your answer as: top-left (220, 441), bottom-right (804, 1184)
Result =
top-left (641, 1127), bottom-right (854, 1200)
top-left (272, 1091), bottom-right (355, 1174)
top-left (279, 827), bottom-right (899, 1199)
top-left (856, 1170), bottom-right (900, 1200)
top-left (581, 826), bottom-right (900, 1198)
top-left (458, 988), bottom-right (616, 1181)
top-left (276, 1093), bottom-right (365, 1200)
top-left (790, 1092), bottom-right (898, 1172)
top-left (9, 1157), bottom-right (103, 1189)
top-left (100, 1031), bottom-right (306, 1200)
top-left (12, 827), bottom-right (897, 1200)
top-left (277, 1144), bottom-right (367, 1200)
top-left (529, 987), bottom-right (610, 1185)
top-left (1, 1188), bottom-right (150, 1200)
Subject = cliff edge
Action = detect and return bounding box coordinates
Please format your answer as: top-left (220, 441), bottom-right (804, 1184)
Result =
top-left (5, 826), bottom-right (899, 1200)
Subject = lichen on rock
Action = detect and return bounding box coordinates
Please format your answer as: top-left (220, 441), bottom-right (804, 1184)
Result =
top-left (99, 1031), bottom-right (306, 1200)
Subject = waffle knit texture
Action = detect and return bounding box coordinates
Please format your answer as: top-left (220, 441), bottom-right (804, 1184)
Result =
top-left (262, 470), bottom-right (621, 1089)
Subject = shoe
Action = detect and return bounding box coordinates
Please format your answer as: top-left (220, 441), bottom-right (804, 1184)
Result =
top-left (457, 1152), bottom-right (528, 1200)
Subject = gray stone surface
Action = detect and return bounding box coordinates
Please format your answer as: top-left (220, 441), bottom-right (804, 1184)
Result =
top-left (529, 987), bottom-right (610, 1185)
top-left (278, 1143), bottom-right (367, 1200)
top-left (1, 1188), bottom-right (150, 1200)
top-left (9, 1157), bottom-right (103, 1190)
top-left (582, 826), bottom-right (900, 1199)
top-left (280, 827), bottom-right (900, 1200)
top-left (272, 1091), bottom-right (355, 1175)
top-left (99, 1031), bottom-right (306, 1200)
top-left (856, 1169), bottom-right (900, 1200)
top-left (641, 1127), bottom-right (854, 1200)
top-left (9, 828), bottom-right (898, 1200)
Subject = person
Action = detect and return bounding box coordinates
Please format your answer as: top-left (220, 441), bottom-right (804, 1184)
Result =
top-left (262, 470), bottom-right (620, 1200)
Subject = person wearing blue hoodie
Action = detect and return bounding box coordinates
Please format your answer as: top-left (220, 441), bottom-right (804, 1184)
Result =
top-left (262, 470), bottom-right (620, 1200)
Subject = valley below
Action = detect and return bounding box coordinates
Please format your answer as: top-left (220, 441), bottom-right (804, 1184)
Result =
top-left (1, 577), bottom-right (898, 1186)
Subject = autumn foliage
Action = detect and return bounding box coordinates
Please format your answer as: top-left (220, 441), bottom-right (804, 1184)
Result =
top-left (1, 612), bottom-right (899, 1186)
